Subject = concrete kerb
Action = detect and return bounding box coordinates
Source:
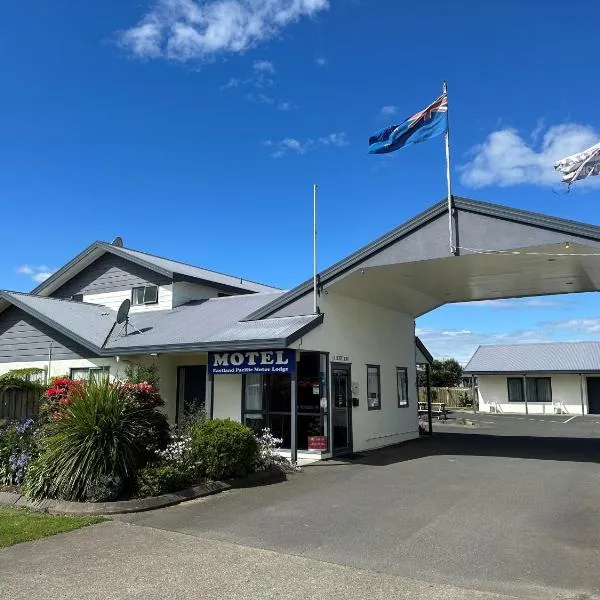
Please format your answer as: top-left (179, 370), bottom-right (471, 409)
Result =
top-left (0, 468), bottom-right (288, 516)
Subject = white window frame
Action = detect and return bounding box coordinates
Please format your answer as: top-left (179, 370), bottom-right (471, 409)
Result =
top-left (69, 367), bottom-right (110, 382)
top-left (132, 285), bottom-right (159, 306)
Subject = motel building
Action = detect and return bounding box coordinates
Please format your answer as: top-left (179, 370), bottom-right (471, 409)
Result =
top-left (3, 197), bottom-right (600, 460)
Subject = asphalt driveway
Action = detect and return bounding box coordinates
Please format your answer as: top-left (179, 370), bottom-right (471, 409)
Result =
top-left (2, 417), bottom-right (599, 599)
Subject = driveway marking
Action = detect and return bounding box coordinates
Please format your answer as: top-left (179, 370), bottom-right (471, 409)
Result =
top-left (563, 415), bottom-right (579, 423)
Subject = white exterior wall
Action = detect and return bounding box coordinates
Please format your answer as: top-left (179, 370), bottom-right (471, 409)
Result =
top-left (0, 357), bottom-right (120, 381)
top-left (82, 284), bottom-right (173, 313)
top-left (477, 374), bottom-right (590, 415)
top-left (291, 292), bottom-right (419, 453)
top-left (172, 282), bottom-right (220, 307)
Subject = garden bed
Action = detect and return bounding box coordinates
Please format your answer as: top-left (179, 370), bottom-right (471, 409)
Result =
top-left (0, 468), bottom-right (287, 515)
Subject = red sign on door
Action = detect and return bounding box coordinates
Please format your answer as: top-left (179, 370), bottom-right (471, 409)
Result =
top-left (308, 436), bottom-right (328, 451)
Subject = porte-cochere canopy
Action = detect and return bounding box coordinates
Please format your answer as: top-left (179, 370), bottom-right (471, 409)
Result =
top-left (249, 197), bottom-right (600, 319)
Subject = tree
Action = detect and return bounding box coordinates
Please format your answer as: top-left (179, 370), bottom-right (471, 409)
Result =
top-left (430, 359), bottom-right (463, 387)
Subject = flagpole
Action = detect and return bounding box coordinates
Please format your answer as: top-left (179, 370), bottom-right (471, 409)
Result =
top-left (313, 183), bottom-right (318, 314)
top-left (443, 80), bottom-right (453, 254)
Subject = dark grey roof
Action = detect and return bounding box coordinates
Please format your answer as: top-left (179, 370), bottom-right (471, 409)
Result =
top-left (465, 342), bottom-right (600, 373)
top-left (112, 245), bottom-right (280, 293)
top-left (0, 291), bottom-right (322, 355)
top-left (246, 196), bottom-right (600, 320)
top-left (104, 292), bottom-right (286, 351)
top-left (415, 336), bottom-right (433, 363)
top-left (0, 292), bottom-right (116, 352)
top-left (32, 241), bottom-right (280, 297)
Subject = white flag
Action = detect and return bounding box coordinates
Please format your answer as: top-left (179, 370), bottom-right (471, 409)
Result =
top-left (554, 141), bottom-right (600, 185)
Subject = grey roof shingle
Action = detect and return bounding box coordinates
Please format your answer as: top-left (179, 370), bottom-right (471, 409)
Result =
top-left (1, 292), bottom-right (116, 350)
top-left (465, 342), bottom-right (600, 373)
top-left (109, 245), bottom-right (280, 293)
top-left (0, 291), bottom-right (321, 355)
top-left (104, 292), bottom-right (286, 350)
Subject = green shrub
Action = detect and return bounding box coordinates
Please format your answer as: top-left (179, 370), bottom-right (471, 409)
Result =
top-left (124, 363), bottom-right (160, 391)
top-left (22, 379), bottom-right (170, 501)
top-left (190, 419), bottom-right (259, 480)
top-left (136, 465), bottom-right (192, 498)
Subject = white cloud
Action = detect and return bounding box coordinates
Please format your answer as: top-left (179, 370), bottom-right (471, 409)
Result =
top-left (265, 132), bottom-right (349, 157)
top-left (318, 132), bottom-right (349, 147)
top-left (119, 0), bottom-right (330, 62)
top-left (246, 92), bottom-right (275, 105)
top-left (221, 77), bottom-right (240, 89)
top-left (253, 59), bottom-right (275, 74)
top-left (32, 272), bottom-right (53, 283)
top-left (277, 101), bottom-right (294, 111)
top-left (315, 57), bottom-right (327, 66)
top-left (460, 123), bottom-right (600, 188)
top-left (549, 318), bottom-right (600, 333)
top-left (378, 105), bottom-right (398, 119)
top-left (416, 326), bottom-right (552, 364)
top-left (457, 297), bottom-right (570, 309)
top-left (16, 265), bottom-right (55, 284)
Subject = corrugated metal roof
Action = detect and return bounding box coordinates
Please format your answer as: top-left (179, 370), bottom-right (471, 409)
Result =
top-left (207, 315), bottom-right (320, 344)
top-left (111, 245), bottom-right (280, 293)
top-left (0, 290), bottom-right (322, 354)
top-left (2, 292), bottom-right (116, 350)
top-left (104, 292), bottom-right (285, 350)
top-left (465, 341), bottom-right (600, 373)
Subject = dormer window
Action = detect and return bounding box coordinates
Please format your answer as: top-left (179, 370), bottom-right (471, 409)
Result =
top-left (71, 294), bottom-right (83, 302)
top-left (132, 285), bottom-right (159, 306)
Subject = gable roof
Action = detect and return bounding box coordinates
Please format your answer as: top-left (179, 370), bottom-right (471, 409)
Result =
top-left (0, 290), bottom-right (321, 355)
top-left (0, 292), bottom-right (116, 354)
top-left (465, 341), bottom-right (600, 374)
top-left (246, 196), bottom-right (600, 320)
top-left (32, 241), bottom-right (280, 297)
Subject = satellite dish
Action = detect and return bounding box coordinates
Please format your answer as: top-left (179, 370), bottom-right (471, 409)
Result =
top-left (116, 299), bottom-right (131, 324)
top-left (111, 236), bottom-right (124, 247)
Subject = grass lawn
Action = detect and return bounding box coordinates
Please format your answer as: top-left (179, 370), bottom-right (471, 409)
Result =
top-left (0, 507), bottom-right (105, 547)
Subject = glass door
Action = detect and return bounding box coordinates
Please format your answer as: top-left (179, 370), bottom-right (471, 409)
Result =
top-left (331, 363), bottom-right (353, 455)
top-left (176, 365), bottom-right (207, 425)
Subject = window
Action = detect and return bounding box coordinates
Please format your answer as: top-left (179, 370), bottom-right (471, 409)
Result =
top-left (71, 294), bottom-right (83, 302)
top-left (367, 365), bottom-right (381, 410)
top-left (70, 367), bottom-right (110, 382)
top-left (132, 285), bottom-right (159, 306)
top-left (526, 377), bottom-right (552, 402)
top-left (507, 377), bottom-right (552, 402)
top-left (507, 377), bottom-right (524, 402)
top-left (396, 367), bottom-right (409, 407)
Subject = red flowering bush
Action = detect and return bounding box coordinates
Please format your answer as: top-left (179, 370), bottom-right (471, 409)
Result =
top-left (118, 381), bottom-right (170, 462)
top-left (40, 377), bottom-right (83, 422)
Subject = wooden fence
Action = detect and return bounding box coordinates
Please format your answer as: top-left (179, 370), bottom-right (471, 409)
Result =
top-left (418, 387), bottom-right (473, 408)
top-left (0, 389), bottom-right (42, 422)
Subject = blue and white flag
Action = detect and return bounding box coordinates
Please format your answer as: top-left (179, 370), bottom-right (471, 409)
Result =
top-left (369, 94), bottom-right (448, 154)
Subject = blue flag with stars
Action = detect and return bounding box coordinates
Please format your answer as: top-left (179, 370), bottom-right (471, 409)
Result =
top-left (369, 94), bottom-right (448, 154)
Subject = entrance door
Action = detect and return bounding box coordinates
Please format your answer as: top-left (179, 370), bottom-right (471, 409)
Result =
top-left (177, 365), bottom-right (207, 424)
top-left (586, 377), bottom-right (600, 414)
top-left (331, 363), bottom-right (353, 455)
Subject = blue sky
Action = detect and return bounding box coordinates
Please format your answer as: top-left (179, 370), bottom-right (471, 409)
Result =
top-left (2, 0), bottom-right (600, 362)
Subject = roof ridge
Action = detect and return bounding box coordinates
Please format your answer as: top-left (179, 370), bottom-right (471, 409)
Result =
top-left (2, 290), bottom-right (115, 310)
top-left (477, 340), bottom-right (600, 349)
top-left (105, 243), bottom-right (280, 290)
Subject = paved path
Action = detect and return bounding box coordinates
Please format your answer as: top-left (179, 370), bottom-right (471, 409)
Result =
top-left (2, 420), bottom-right (599, 599)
